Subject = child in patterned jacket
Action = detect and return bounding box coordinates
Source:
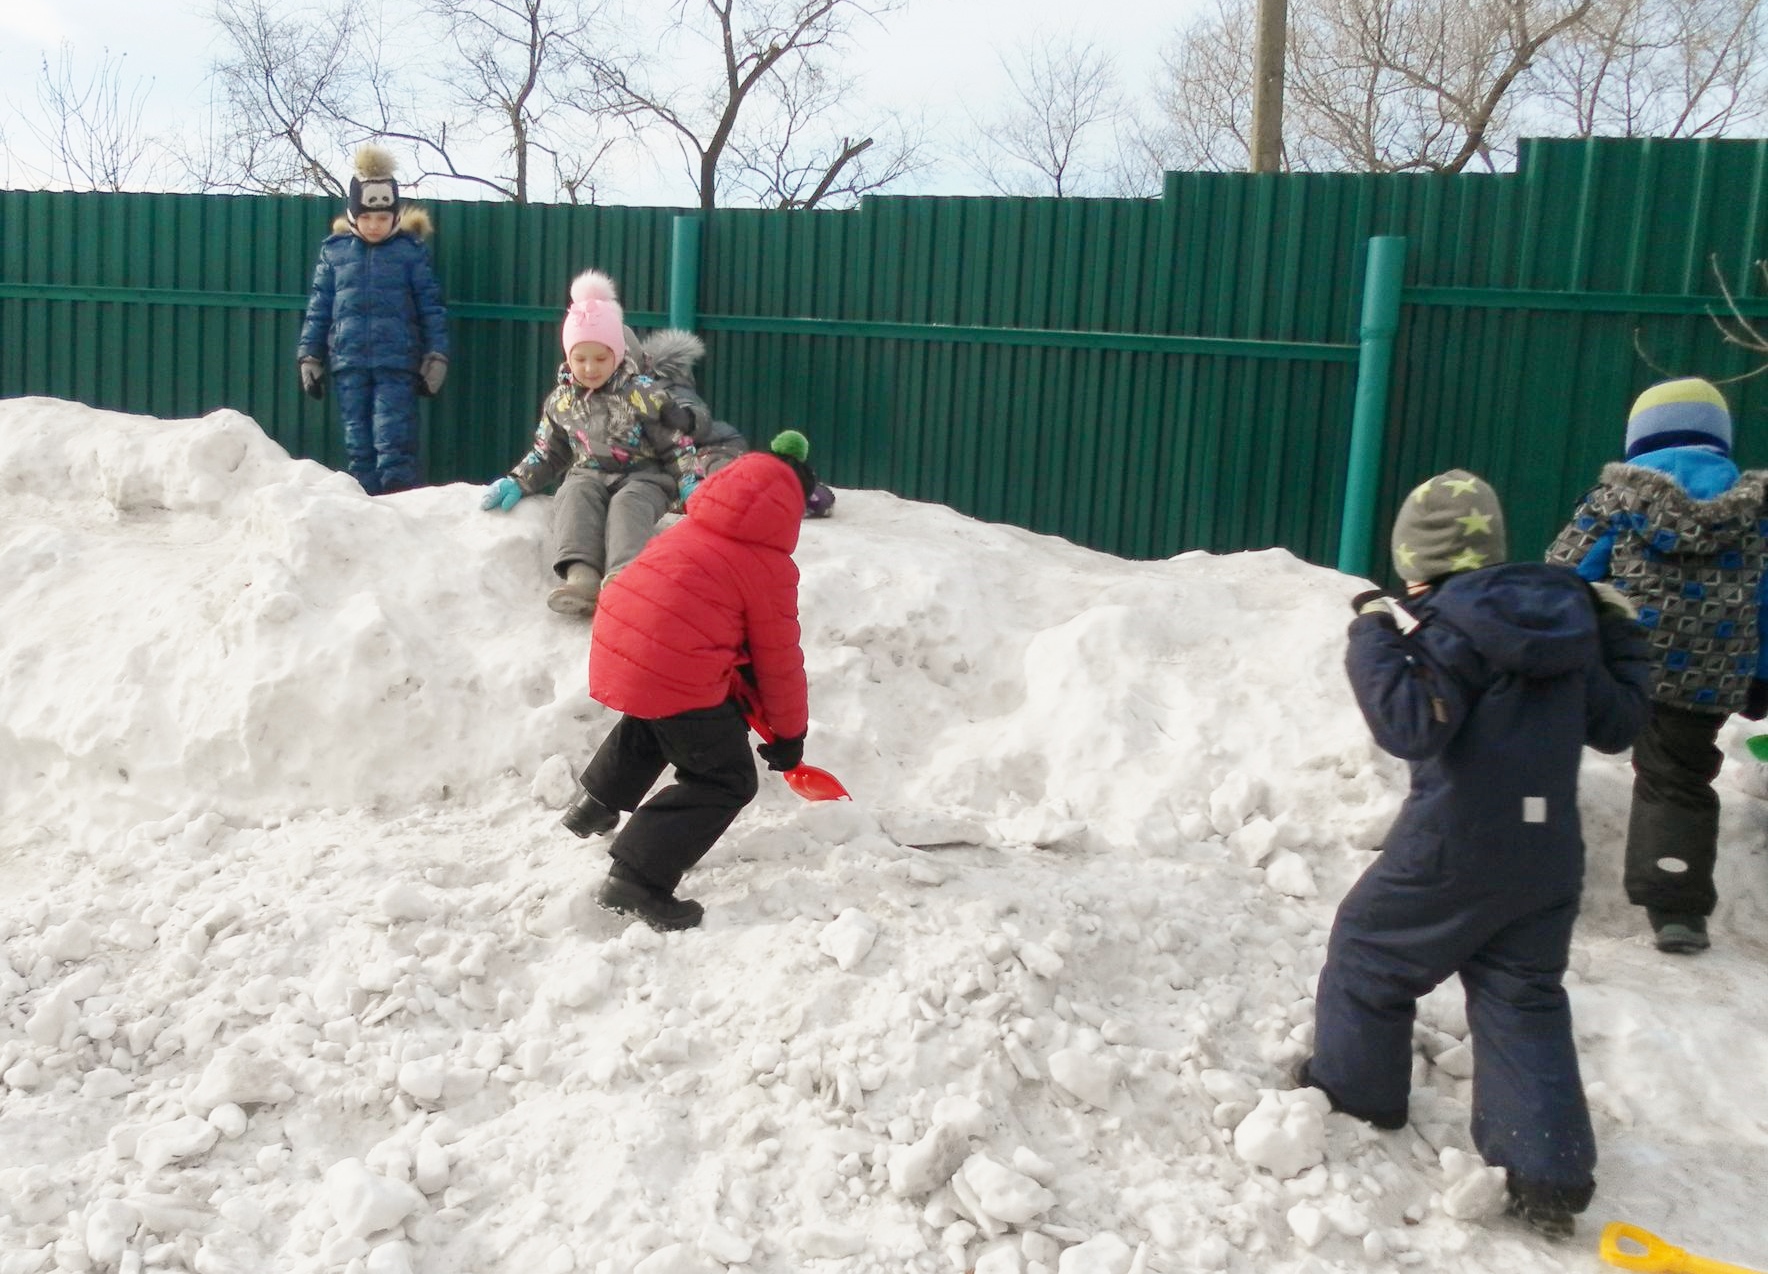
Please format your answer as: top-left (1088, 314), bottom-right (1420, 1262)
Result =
top-left (480, 270), bottom-right (704, 617)
top-left (1547, 377), bottom-right (1768, 954)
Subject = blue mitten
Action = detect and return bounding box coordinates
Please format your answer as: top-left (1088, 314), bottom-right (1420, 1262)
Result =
top-left (481, 477), bottom-right (523, 512)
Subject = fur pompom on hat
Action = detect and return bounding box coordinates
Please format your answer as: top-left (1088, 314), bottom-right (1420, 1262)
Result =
top-left (1391, 468), bottom-right (1508, 584)
top-left (1625, 377), bottom-right (1731, 460)
top-left (770, 430), bottom-right (818, 502)
top-left (561, 269), bottom-right (626, 361)
top-left (348, 143), bottom-right (400, 223)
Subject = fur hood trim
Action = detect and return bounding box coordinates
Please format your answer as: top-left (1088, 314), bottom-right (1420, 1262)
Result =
top-left (330, 204), bottom-right (433, 239)
top-left (640, 329), bottom-right (705, 383)
top-left (1601, 459), bottom-right (1768, 553)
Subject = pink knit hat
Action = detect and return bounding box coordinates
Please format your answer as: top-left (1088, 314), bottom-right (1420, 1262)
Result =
top-left (560, 269), bottom-right (626, 360)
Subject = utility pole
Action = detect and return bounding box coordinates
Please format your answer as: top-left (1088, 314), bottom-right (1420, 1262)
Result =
top-left (1250, 0), bottom-right (1287, 172)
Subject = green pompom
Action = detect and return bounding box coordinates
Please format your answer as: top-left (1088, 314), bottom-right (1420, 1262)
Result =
top-left (770, 429), bottom-right (810, 462)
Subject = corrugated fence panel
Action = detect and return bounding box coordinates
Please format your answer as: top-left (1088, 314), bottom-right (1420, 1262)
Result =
top-left (11, 141), bottom-right (1768, 569)
top-left (1380, 138), bottom-right (1768, 567)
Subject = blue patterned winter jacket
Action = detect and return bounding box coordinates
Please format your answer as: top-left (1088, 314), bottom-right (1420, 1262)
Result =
top-left (297, 211), bottom-right (448, 373)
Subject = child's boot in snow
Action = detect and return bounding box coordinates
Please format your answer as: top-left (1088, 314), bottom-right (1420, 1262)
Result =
top-left (561, 789), bottom-right (618, 838)
top-left (1506, 1194), bottom-right (1575, 1241)
top-left (1648, 909), bottom-right (1710, 954)
top-left (548, 561), bottom-right (600, 616)
top-left (596, 861), bottom-right (703, 931)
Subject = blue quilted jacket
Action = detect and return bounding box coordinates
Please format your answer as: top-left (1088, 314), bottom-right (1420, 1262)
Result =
top-left (297, 213), bottom-right (448, 373)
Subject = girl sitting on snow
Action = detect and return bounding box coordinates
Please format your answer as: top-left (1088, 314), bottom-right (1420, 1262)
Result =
top-left (479, 270), bottom-right (707, 617)
top-left (1296, 470), bottom-right (1650, 1241)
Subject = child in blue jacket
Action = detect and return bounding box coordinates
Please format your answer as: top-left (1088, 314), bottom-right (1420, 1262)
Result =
top-left (1300, 470), bottom-right (1650, 1241)
top-left (297, 144), bottom-right (449, 495)
top-left (1547, 378), bottom-right (1768, 954)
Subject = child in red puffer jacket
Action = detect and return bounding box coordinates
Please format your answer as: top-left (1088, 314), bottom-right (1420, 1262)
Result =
top-left (558, 431), bottom-right (820, 930)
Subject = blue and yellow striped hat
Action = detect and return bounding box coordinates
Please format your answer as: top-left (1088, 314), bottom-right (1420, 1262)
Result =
top-left (1625, 378), bottom-right (1731, 460)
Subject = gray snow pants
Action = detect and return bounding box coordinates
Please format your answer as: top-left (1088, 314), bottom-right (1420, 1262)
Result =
top-left (552, 470), bottom-right (675, 581)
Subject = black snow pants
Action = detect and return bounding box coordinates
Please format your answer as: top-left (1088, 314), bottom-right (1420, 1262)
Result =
top-left (578, 701), bottom-right (758, 895)
top-left (1625, 702), bottom-right (1726, 917)
top-left (1311, 854), bottom-right (1596, 1213)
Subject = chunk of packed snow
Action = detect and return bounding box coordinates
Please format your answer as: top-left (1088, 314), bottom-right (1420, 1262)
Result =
top-left (1232, 1090), bottom-right (1328, 1179)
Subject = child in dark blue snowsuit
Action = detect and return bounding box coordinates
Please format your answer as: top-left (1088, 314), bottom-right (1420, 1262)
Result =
top-left (1300, 470), bottom-right (1650, 1241)
top-left (297, 144), bottom-right (449, 495)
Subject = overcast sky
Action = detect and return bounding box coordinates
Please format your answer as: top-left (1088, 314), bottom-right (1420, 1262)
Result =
top-left (0, 0), bottom-right (1206, 202)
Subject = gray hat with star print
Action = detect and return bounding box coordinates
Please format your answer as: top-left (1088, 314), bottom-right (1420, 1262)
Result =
top-left (1391, 469), bottom-right (1507, 583)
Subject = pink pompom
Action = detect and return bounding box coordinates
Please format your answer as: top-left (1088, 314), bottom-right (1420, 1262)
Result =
top-left (570, 269), bottom-right (618, 306)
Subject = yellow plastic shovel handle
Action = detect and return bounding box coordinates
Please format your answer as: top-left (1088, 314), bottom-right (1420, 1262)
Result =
top-left (1601, 1223), bottom-right (1766, 1274)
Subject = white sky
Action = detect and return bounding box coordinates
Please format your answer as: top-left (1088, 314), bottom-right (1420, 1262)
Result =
top-left (0, 0), bottom-right (1200, 202)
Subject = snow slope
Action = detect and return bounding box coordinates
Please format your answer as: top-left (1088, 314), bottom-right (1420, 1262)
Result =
top-left (1, 398), bottom-right (1766, 1274)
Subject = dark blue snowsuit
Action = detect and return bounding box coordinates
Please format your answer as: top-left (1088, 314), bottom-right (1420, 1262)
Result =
top-left (1311, 563), bottom-right (1650, 1213)
top-left (298, 217), bottom-right (448, 494)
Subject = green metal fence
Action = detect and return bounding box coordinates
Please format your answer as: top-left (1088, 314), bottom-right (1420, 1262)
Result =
top-left (6, 137), bottom-right (1768, 572)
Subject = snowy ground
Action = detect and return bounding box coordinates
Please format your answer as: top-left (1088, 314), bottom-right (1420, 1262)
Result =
top-left (2, 397), bottom-right (1767, 1274)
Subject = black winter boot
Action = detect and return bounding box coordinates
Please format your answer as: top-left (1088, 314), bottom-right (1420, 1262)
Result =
top-left (596, 862), bottom-right (703, 931)
top-left (561, 789), bottom-right (619, 838)
top-left (1507, 1196), bottom-right (1575, 1241)
top-left (1648, 909), bottom-right (1710, 954)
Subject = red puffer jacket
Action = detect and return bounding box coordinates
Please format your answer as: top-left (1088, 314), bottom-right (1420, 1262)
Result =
top-left (589, 451), bottom-right (808, 737)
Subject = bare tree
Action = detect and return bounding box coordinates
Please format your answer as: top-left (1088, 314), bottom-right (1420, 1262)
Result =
top-left (202, 0), bottom-right (623, 201)
top-left (204, 0), bottom-right (366, 194)
top-left (723, 59), bottom-right (926, 207)
top-left (353, 0), bottom-right (620, 201)
top-left (1143, 0), bottom-right (1617, 176)
top-left (586, 0), bottom-right (911, 211)
top-left (961, 36), bottom-right (1125, 197)
top-left (24, 43), bottom-right (159, 191)
top-left (1529, 0), bottom-right (1768, 135)
top-left (1121, 3), bottom-right (1256, 181)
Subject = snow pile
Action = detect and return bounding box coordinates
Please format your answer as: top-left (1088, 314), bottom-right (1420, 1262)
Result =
top-left (2, 398), bottom-right (1768, 1274)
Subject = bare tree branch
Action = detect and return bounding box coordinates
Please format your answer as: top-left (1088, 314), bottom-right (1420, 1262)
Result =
top-left (960, 35), bottom-right (1125, 196)
top-left (1138, 0), bottom-right (1764, 180)
top-left (25, 43), bottom-right (159, 191)
top-left (204, 0), bottom-right (364, 194)
top-left (721, 54), bottom-right (926, 207)
top-left (581, 0), bottom-right (909, 210)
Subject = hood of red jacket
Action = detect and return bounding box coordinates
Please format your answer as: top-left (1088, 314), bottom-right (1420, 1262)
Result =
top-left (686, 451), bottom-right (804, 552)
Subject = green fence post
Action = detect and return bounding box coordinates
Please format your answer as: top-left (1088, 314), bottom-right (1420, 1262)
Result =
top-left (669, 215), bottom-right (702, 331)
top-left (1337, 235), bottom-right (1408, 578)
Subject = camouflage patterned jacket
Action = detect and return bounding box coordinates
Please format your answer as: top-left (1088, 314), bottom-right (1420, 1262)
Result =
top-left (1546, 456), bottom-right (1768, 712)
top-left (507, 360), bottom-right (699, 499)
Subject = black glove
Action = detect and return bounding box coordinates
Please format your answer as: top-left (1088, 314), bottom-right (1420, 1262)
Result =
top-left (1743, 678), bottom-right (1768, 721)
top-left (299, 358), bottom-right (326, 400)
top-left (659, 400), bottom-right (696, 436)
top-left (1350, 588), bottom-right (1392, 616)
top-left (757, 733), bottom-right (806, 772)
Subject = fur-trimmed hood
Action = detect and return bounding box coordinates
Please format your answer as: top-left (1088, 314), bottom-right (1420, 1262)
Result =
top-left (330, 205), bottom-right (433, 240)
top-left (1600, 459), bottom-right (1768, 555)
top-left (639, 329), bottom-right (705, 384)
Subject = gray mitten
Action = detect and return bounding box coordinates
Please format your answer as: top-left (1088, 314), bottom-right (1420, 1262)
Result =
top-left (299, 357), bottom-right (326, 400)
top-left (418, 353), bottom-right (448, 397)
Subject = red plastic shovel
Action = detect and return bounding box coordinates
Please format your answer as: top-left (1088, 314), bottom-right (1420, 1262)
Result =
top-left (729, 673), bottom-right (851, 802)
